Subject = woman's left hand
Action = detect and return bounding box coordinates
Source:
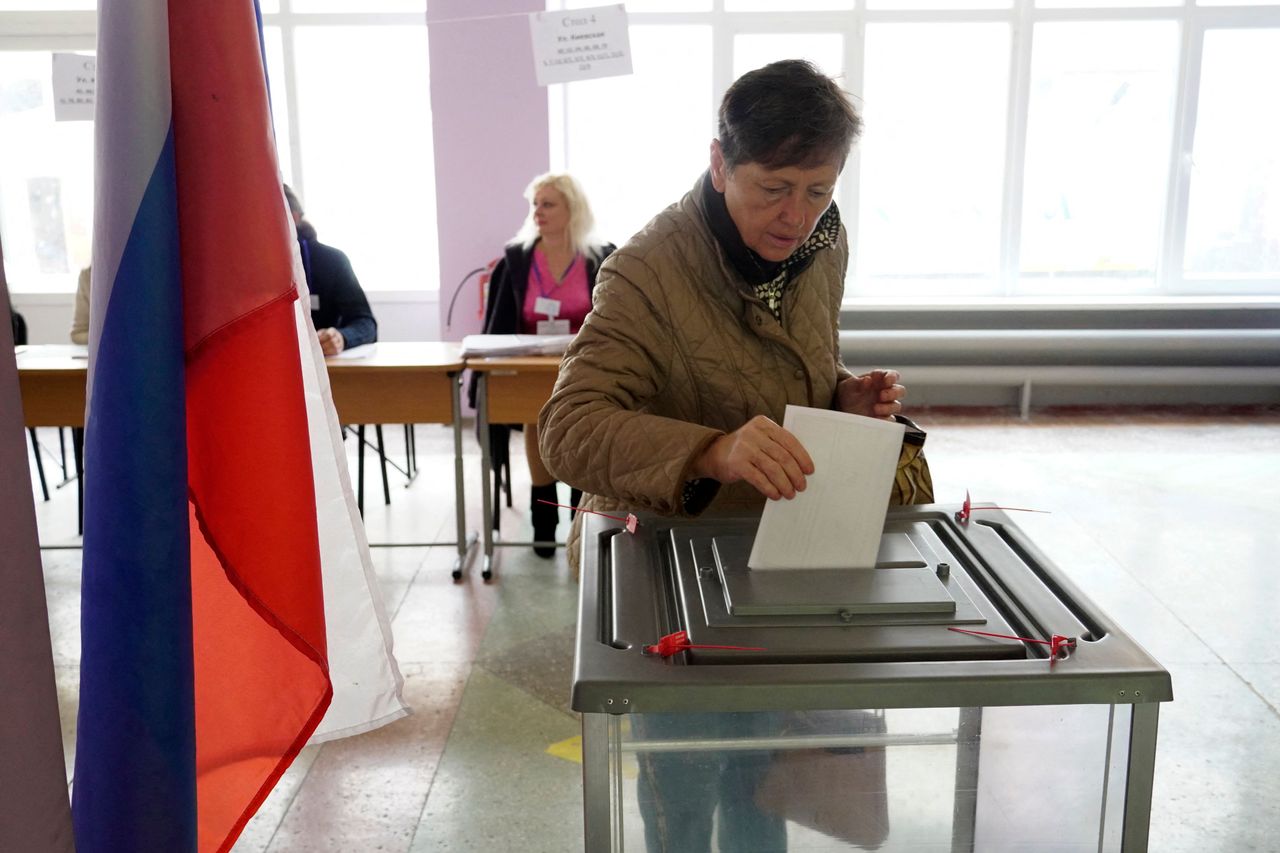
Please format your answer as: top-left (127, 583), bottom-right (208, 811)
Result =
top-left (836, 369), bottom-right (905, 420)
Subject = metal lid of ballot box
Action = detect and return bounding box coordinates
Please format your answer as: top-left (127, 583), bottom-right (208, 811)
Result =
top-left (571, 505), bottom-right (1172, 715)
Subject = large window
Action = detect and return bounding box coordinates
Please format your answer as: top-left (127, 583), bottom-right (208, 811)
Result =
top-left (0, 48), bottom-right (94, 294)
top-left (555, 23), bottom-right (712, 247)
top-left (267, 21), bottom-right (436, 294)
top-left (1018, 20), bottom-right (1179, 294)
top-left (1182, 26), bottom-right (1280, 287)
top-left (858, 22), bottom-right (1009, 295)
top-left (8, 2), bottom-right (1278, 301)
top-left (0, 3), bottom-right (436, 294)
top-left (549, 0), bottom-right (1280, 300)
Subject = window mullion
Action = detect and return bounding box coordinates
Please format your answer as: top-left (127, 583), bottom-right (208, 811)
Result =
top-left (844, 10), bottom-right (864, 290)
top-left (0, 11), bottom-right (95, 46)
top-left (278, 18), bottom-right (305, 200)
top-left (999, 0), bottom-right (1033, 297)
top-left (1160, 13), bottom-right (1203, 296)
top-left (711, 3), bottom-right (734, 137)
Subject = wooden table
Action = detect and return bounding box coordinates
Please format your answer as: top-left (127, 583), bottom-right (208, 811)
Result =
top-left (17, 341), bottom-right (468, 425)
top-left (15, 346), bottom-right (88, 532)
top-left (15, 345), bottom-right (86, 427)
top-left (464, 354), bottom-right (563, 579)
top-left (325, 342), bottom-right (462, 424)
top-left (17, 342), bottom-right (476, 571)
top-left (326, 342), bottom-right (475, 570)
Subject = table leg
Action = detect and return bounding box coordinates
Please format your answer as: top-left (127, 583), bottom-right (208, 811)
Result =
top-left (356, 424), bottom-right (366, 518)
top-left (450, 371), bottom-right (477, 580)
top-left (58, 426), bottom-right (68, 480)
top-left (582, 712), bottom-right (615, 853)
top-left (376, 424), bottom-right (391, 505)
top-left (1121, 702), bottom-right (1159, 852)
top-left (478, 374), bottom-right (496, 580)
top-left (404, 423), bottom-right (417, 481)
top-left (73, 426), bottom-right (84, 536)
top-left (952, 706), bottom-right (981, 852)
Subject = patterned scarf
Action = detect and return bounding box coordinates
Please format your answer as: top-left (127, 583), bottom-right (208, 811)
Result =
top-left (752, 205), bottom-right (840, 320)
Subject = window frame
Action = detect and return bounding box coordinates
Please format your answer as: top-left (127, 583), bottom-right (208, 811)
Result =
top-left (0, 13), bottom-right (97, 295)
top-left (258, 6), bottom-right (428, 209)
top-left (0, 4), bottom-right (436, 295)
top-left (548, 0), bottom-right (1280, 302)
top-left (6, 2), bottom-right (1278, 300)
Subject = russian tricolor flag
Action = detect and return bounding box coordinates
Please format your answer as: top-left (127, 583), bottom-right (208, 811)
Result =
top-left (73, 1), bottom-right (407, 850)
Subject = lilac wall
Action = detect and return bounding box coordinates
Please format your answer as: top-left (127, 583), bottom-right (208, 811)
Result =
top-left (428, 0), bottom-right (548, 340)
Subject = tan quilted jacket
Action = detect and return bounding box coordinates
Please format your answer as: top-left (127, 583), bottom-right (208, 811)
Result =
top-left (539, 173), bottom-right (906, 572)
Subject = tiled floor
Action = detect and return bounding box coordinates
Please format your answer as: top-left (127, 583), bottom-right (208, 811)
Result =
top-left (29, 406), bottom-right (1280, 852)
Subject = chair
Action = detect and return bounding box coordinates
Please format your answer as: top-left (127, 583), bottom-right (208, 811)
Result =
top-left (350, 424), bottom-right (390, 517)
top-left (348, 420), bottom-right (422, 517)
top-left (491, 425), bottom-right (513, 527)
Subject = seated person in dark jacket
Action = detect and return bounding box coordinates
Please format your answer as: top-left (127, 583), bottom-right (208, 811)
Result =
top-left (283, 184), bottom-right (376, 354)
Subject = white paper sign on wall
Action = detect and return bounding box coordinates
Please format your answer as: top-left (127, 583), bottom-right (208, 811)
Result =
top-left (52, 53), bottom-right (96, 122)
top-left (528, 4), bottom-right (632, 87)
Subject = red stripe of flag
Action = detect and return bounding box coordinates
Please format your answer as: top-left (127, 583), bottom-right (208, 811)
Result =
top-left (168, 2), bottom-right (331, 849)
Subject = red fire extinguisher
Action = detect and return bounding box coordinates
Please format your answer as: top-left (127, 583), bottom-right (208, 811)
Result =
top-left (445, 257), bottom-right (498, 331)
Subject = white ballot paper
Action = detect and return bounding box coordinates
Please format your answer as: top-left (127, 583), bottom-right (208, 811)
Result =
top-left (748, 404), bottom-right (905, 571)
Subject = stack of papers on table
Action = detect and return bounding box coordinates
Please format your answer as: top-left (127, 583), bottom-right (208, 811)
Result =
top-left (460, 334), bottom-right (575, 357)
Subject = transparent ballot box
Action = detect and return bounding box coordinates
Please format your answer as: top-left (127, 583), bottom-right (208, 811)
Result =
top-left (572, 507), bottom-right (1171, 853)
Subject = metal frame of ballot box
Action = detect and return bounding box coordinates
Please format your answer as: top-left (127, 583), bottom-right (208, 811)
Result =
top-left (571, 505), bottom-right (1172, 853)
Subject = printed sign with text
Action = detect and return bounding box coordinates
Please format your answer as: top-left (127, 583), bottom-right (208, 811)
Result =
top-left (52, 53), bottom-right (97, 122)
top-left (528, 4), bottom-right (632, 87)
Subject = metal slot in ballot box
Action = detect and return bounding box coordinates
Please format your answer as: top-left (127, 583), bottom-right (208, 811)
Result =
top-left (572, 506), bottom-right (1172, 853)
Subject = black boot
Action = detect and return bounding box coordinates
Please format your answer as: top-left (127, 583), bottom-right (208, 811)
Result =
top-left (530, 483), bottom-right (559, 558)
top-left (570, 487), bottom-right (583, 517)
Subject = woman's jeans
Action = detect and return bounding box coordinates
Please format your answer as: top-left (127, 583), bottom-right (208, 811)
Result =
top-left (633, 712), bottom-right (787, 853)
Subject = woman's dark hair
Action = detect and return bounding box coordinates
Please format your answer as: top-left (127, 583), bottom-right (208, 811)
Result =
top-left (717, 59), bottom-right (861, 171)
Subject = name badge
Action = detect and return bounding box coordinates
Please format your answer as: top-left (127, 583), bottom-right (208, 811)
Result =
top-left (537, 319), bottom-right (570, 335)
top-left (534, 296), bottom-right (561, 318)
top-left (310, 294), bottom-right (320, 311)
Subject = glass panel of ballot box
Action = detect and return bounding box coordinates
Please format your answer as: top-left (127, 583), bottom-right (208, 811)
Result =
top-left (572, 507), bottom-right (1171, 853)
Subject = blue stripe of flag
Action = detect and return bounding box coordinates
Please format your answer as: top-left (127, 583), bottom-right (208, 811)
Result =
top-left (72, 127), bottom-right (197, 853)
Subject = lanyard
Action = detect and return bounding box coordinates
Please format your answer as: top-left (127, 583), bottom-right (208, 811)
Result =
top-left (530, 251), bottom-right (579, 299)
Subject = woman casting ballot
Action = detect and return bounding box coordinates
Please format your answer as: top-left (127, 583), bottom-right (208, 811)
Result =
top-left (538, 60), bottom-right (932, 575)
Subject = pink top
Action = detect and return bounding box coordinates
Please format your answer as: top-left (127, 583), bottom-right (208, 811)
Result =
top-left (520, 248), bottom-right (593, 334)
